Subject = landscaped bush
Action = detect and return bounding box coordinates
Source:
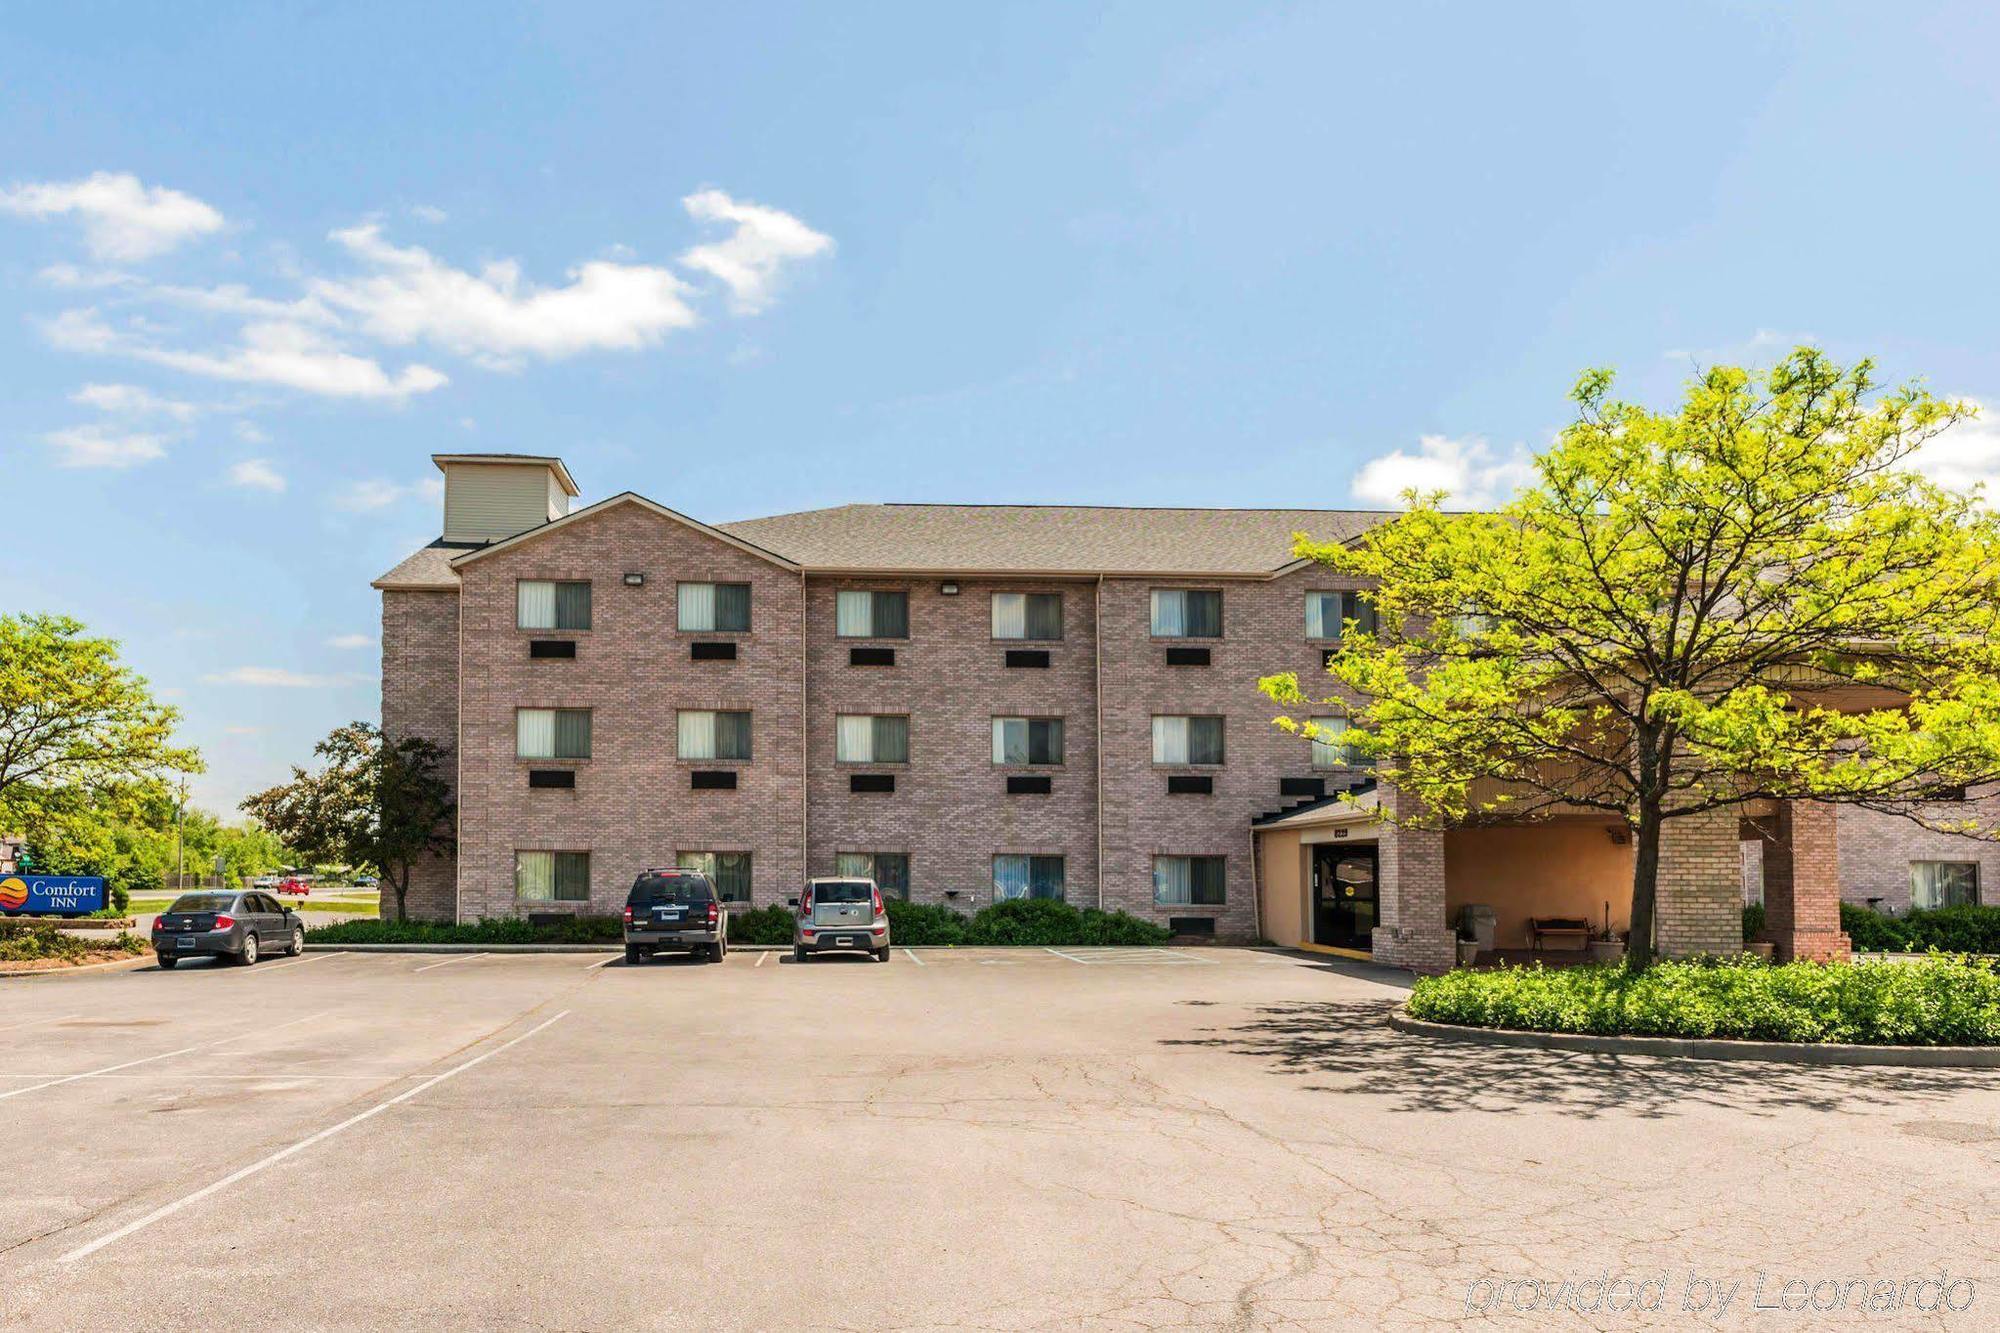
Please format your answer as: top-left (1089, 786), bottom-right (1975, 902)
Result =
top-left (0, 921), bottom-right (145, 964)
top-left (961, 897), bottom-right (1173, 947)
top-left (1742, 902), bottom-right (1765, 942)
top-left (727, 905), bottom-right (795, 946)
top-left (1407, 956), bottom-right (2000, 1046)
top-left (884, 898), bottom-right (968, 945)
top-left (305, 915), bottom-right (623, 945)
top-left (1840, 902), bottom-right (2000, 954)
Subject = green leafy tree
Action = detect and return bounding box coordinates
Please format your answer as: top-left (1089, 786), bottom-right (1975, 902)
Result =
top-left (1264, 349), bottom-right (2000, 968)
top-left (242, 722), bottom-right (452, 921)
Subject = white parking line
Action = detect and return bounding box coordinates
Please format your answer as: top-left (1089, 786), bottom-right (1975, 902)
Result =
top-left (0, 1010), bottom-right (333, 1103)
top-left (754, 950), bottom-right (769, 967)
top-left (413, 953), bottom-right (486, 973)
top-left (58, 1010), bottom-right (571, 1263)
top-left (244, 951), bottom-right (346, 974)
top-left (902, 948), bottom-right (924, 965)
top-left (583, 955), bottom-right (614, 969)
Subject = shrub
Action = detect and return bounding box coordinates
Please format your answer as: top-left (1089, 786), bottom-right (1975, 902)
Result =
top-left (962, 898), bottom-right (1172, 947)
top-left (305, 915), bottom-right (623, 945)
top-left (884, 898), bottom-right (968, 946)
top-left (1742, 902), bottom-right (1765, 942)
top-left (727, 905), bottom-right (795, 946)
top-left (1840, 902), bottom-right (2000, 954)
top-left (0, 920), bottom-right (89, 963)
top-left (1406, 956), bottom-right (2000, 1045)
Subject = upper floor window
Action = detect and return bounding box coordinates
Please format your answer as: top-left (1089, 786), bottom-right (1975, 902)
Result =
top-left (1911, 861), bottom-right (1979, 910)
top-left (1306, 591), bottom-right (1376, 640)
top-left (1308, 716), bottom-right (1358, 768)
top-left (518, 580), bottom-right (591, 631)
top-left (836, 590), bottom-right (908, 639)
top-left (992, 592), bottom-right (1063, 641)
top-left (836, 713), bottom-right (910, 764)
top-left (1152, 715), bottom-right (1224, 766)
top-left (1150, 589), bottom-right (1221, 638)
top-left (1154, 855), bottom-right (1226, 906)
top-left (679, 850), bottom-right (752, 903)
top-left (991, 717), bottom-right (1065, 766)
top-left (678, 582), bottom-right (750, 633)
top-left (993, 854), bottom-right (1065, 902)
top-left (516, 850), bottom-right (590, 902)
top-left (1450, 606), bottom-right (1498, 638)
top-left (517, 708), bottom-right (591, 759)
top-left (676, 710), bottom-right (752, 761)
top-left (836, 851), bottom-right (910, 899)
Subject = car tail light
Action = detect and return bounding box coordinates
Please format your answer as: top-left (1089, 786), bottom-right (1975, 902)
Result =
top-left (623, 905), bottom-right (634, 925)
top-left (871, 886), bottom-right (885, 917)
top-left (800, 889), bottom-right (813, 916)
top-left (706, 901), bottom-right (719, 927)
top-left (150, 917), bottom-right (166, 931)
top-left (213, 913), bottom-right (235, 930)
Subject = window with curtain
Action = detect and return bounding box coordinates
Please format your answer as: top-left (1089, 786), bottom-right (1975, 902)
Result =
top-left (517, 580), bottom-right (591, 630)
top-left (1308, 716), bottom-right (1357, 768)
top-left (679, 851), bottom-right (752, 902)
top-left (517, 708), bottom-right (591, 759)
top-left (835, 590), bottom-right (909, 638)
top-left (1150, 589), bottom-right (1222, 638)
top-left (835, 714), bottom-right (910, 763)
top-left (676, 710), bottom-right (752, 761)
top-left (835, 852), bottom-right (910, 899)
top-left (1306, 591), bottom-right (1378, 640)
top-left (515, 851), bottom-right (590, 902)
top-left (991, 717), bottom-right (1064, 765)
top-left (677, 582), bottom-right (752, 632)
top-left (992, 854), bottom-right (1065, 902)
top-left (1153, 855), bottom-right (1226, 906)
top-left (1450, 606), bottom-right (1497, 637)
top-left (1910, 861), bottom-right (1979, 910)
top-left (1151, 715), bottom-right (1225, 765)
top-left (991, 592), bottom-right (1063, 640)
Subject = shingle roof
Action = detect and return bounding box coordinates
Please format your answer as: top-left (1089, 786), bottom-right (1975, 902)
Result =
top-left (372, 502), bottom-right (1399, 589)
top-left (717, 503), bottom-right (1396, 575)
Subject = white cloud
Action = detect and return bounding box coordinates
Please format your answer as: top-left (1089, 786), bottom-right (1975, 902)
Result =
top-left (39, 262), bottom-right (132, 290)
top-left (201, 666), bottom-right (363, 688)
top-left (226, 458), bottom-right (286, 493)
top-left (234, 420), bottom-right (269, 444)
top-left (70, 381), bottom-right (202, 421)
top-left (326, 633), bottom-right (375, 649)
top-left (1661, 328), bottom-right (1818, 366)
top-left (1911, 400), bottom-right (2000, 497)
top-left (43, 423), bottom-right (168, 469)
top-left (678, 189), bottom-right (833, 314)
top-left (1351, 434), bottom-right (1533, 509)
top-left (0, 171), bottom-right (224, 261)
top-left (223, 724), bottom-right (261, 736)
top-left (332, 476), bottom-right (440, 511)
top-left (410, 204), bottom-right (448, 224)
top-left (310, 223), bottom-right (699, 365)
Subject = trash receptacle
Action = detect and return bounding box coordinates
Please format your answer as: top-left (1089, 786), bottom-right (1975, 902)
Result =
top-left (1460, 904), bottom-right (1498, 952)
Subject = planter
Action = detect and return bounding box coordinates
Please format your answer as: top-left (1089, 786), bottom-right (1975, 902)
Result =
top-left (1455, 939), bottom-right (1481, 968)
top-left (1747, 940), bottom-right (1775, 962)
top-left (1587, 938), bottom-right (1627, 964)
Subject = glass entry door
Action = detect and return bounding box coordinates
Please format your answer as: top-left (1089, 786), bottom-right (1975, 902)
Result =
top-left (1312, 846), bottom-right (1379, 951)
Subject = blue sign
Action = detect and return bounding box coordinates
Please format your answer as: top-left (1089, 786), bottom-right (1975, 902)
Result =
top-left (0, 875), bottom-right (107, 917)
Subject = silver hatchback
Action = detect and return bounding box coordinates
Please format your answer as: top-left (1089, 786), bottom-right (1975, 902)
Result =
top-left (791, 877), bottom-right (891, 962)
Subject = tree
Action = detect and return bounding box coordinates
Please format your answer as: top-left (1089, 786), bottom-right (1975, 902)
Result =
top-left (242, 722), bottom-right (453, 921)
top-left (1264, 349), bottom-right (2000, 968)
top-left (0, 613), bottom-right (201, 808)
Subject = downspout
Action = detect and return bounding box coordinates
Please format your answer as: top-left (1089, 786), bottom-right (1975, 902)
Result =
top-left (801, 570), bottom-right (809, 895)
top-left (454, 585), bottom-right (465, 926)
top-left (1095, 574), bottom-right (1105, 910)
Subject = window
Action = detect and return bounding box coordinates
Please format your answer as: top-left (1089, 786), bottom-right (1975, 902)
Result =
top-left (835, 852), bottom-right (910, 899)
top-left (517, 708), bottom-right (592, 759)
top-left (835, 590), bottom-right (909, 639)
top-left (516, 851), bottom-right (589, 902)
top-left (517, 581), bottom-right (591, 630)
top-left (677, 582), bottom-right (751, 633)
top-left (1151, 715), bottom-right (1225, 765)
top-left (676, 710), bottom-right (752, 761)
top-left (1306, 591), bottom-right (1376, 640)
top-left (991, 717), bottom-right (1065, 766)
top-left (1308, 716), bottom-right (1357, 768)
top-left (992, 854), bottom-right (1065, 902)
top-left (678, 851), bottom-right (752, 902)
top-left (1150, 589), bottom-right (1222, 638)
top-left (835, 714), bottom-right (910, 763)
top-left (1154, 855), bottom-right (1226, 906)
top-left (992, 592), bottom-right (1063, 640)
top-left (1450, 606), bottom-right (1497, 637)
top-left (1911, 861), bottom-right (1979, 910)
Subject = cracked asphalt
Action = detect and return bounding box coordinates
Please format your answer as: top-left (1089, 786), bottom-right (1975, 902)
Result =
top-left (0, 946), bottom-right (1994, 1329)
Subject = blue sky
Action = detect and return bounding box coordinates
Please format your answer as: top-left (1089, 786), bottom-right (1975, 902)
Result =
top-left (5, 0), bottom-right (1999, 814)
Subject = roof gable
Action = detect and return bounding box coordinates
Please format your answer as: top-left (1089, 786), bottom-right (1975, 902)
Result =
top-left (449, 492), bottom-right (800, 572)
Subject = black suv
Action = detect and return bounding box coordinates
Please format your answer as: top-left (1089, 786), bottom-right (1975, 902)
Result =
top-left (623, 869), bottom-right (729, 965)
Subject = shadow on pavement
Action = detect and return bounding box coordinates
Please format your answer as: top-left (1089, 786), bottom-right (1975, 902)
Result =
top-left (1165, 998), bottom-right (1998, 1121)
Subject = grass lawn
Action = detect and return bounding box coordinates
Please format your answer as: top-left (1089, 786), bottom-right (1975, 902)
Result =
top-left (129, 894), bottom-right (380, 918)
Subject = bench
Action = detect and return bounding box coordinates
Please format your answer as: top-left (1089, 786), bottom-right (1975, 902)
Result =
top-left (1527, 917), bottom-right (1592, 953)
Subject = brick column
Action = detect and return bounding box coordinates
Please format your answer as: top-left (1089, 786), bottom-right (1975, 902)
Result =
top-left (1760, 800), bottom-right (1852, 962)
top-left (1369, 783), bottom-right (1456, 974)
top-left (1655, 804), bottom-right (1744, 958)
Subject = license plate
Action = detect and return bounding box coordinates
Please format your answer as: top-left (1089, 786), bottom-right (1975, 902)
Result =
top-left (176, 936), bottom-right (194, 948)
top-left (656, 909), bottom-right (682, 920)
top-left (836, 935), bottom-right (854, 946)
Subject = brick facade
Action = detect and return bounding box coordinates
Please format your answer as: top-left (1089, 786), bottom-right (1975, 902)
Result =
top-left (1368, 785), bottom-right (1455, 974)
top-left (1654, 805), bottom-right (1744, 957)
top-left (1757, 800), bottom-right (1850, 961)
top-left (379, 589), bottom-right (459, 921)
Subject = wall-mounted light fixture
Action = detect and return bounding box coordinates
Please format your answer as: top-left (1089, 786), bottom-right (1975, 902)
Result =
top-left (940, 581), bottom-right (961, 596)
top-left (623, 573), bottom-right (645, 586)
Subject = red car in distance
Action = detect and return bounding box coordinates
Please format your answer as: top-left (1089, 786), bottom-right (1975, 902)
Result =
top-left (276, 877), bottom-right (310, 897)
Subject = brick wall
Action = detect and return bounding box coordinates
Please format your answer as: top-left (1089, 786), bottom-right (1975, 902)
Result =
top-left (1834, 798), bottom-right (2000, 914)
top-left (380, 588), bottom-right (459, 921)
top-left (1759, 800), bottom-right (1850, 961)
top-left (1371, 787), bottom-right (1455, 973)
top-left (453, 503), bottom-right (806, 921)
top-left (1654, 804), bottom-right (1744, 957)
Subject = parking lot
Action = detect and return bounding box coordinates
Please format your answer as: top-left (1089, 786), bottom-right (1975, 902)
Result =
top-left (2, 947), bottom-right (1996, 1329)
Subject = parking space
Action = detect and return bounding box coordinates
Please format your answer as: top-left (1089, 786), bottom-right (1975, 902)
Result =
top-left (3, 947), bottom-right (1997, 1327)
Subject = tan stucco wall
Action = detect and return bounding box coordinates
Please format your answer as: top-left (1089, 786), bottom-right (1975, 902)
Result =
top-left (1257, 828), bottom-right (1309, 947)
top-left (1443, 823), bottom-right (1633, 949)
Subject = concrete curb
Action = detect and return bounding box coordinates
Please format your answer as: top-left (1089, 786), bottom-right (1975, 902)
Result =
top-left (1387, 1009), bottom-right (2000, 1068)
top-left (304, 942), bottom-right (797, 954)
top-left (0, 953), bottom-right (155, 980)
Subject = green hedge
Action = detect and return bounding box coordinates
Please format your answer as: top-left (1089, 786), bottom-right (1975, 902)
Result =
top-left (0, 921), bottom-right (146, 963)
top-left (727, 905), bottom-right (795, 946)
top-left (1840, 902), bottom-right (2000, 954)
top-left (305, 915), bottom-right (623, 945)
top-left (1407, 956), bottom-right (2000, 1046)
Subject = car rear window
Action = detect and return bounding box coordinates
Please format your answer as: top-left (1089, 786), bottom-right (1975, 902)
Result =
top-left (811, 880), bottom-right (873, 903)
top-left (168, 893), bottom-right (235, 913)
top-left (629, 874), bottom-right (714, 905)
